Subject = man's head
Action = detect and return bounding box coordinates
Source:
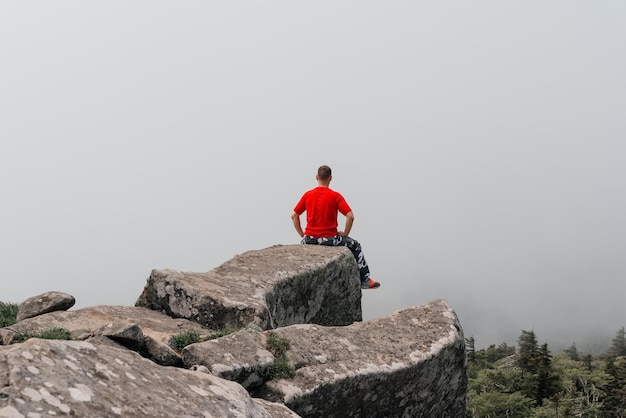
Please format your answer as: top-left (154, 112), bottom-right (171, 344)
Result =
top-left (316, 165), bottom-right (332, 184)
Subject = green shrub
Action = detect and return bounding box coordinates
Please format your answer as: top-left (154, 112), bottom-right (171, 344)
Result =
top-left (264, 331), bottom-right (294, 380)
top-left (265, 355), bottom-right (295, 380)
top-left (267, 331), bottom-right (290, 357)
top-left (171, 327), bottom-right (240, 351)
top-left (170, 330), bottom-right (201, 351)
top-left (12, 327), bottom-right (71, 343)
top-left (0, 302), bottom-right (19, 328)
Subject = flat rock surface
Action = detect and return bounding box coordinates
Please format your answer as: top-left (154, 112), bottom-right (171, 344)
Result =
top-left (174, 299), bottom-right (467, 417)
top-left (183, 329), bottom-right (275, 389)
top-left (0, 305), bottom-right (213, 366)
top-left (136, 245), bottom-right (362, 330)
top-left (265, 299), bottom-right (467, 417)
top-left (0, 338), bottom-right (299, 418)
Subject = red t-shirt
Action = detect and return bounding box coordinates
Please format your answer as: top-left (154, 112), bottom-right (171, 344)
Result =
top-left (293, 186), bottom-right (352, 238)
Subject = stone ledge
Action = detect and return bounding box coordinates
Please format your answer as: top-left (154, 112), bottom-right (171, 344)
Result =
top-left (0, 338), bottom-right (299, 417)
top-left (135, 245), bottom-right (362, 330)
top-left (0, 305), bottom-right (212, 366)
top-left (180, 299), bottom-right (467, 418)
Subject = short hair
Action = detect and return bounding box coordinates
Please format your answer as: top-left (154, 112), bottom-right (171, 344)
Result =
top-left (317, 165), bottom-right (332, 181)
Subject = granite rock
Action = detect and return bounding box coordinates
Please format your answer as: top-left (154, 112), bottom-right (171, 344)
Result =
top-left (136, 245), bottom-right (362, 330)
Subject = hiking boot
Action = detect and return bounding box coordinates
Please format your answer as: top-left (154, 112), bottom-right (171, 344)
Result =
top-left (361, 278), bottom-right (380, 289)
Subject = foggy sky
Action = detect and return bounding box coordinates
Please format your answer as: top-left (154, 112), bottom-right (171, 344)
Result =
top-left (1, 2), bottom-right (625, 352)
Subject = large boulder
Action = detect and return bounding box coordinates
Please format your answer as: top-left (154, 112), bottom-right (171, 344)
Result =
top-left (0, 338), bottom-right (299, 418)
top-left (268, 299), bottom-right (467, 417)
top-left (135, 245), bottom-right (362, 331)
top-left (181, 299), bottom-right (467, 418)
top-left (16, 291), bottom-right (75, 321)
top-left (0, 305), bottom-right (213, 366)
top-left (182, 329), bottom-right (275, 389)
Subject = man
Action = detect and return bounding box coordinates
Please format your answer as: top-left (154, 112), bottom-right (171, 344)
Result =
top-left (291, 165), bottom-right (380, 289)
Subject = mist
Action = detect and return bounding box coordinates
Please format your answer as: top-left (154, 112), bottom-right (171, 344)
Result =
top-left (1, 2), bottom-right (625, 353)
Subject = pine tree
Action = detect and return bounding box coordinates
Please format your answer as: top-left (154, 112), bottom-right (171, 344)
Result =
top-left (603, 325), bottom-right (626, 415)
top-left (607, 326), bottom-right (626, 359)
top-left (603, 356), bottom-right (626, 417)
top-left (466, 336), bottom-right (475, 363)
top-left (515, 331), bottom-right (561, 407)
top-left (535, 343), bottom-right (561, 406)
top-left (517, 330), bottom-right (539, 374)
top-left (517, 330), bottom-right (540, 405)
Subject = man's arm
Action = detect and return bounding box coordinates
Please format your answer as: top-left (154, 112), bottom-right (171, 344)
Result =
top-left (291, 211), bottom-right (305, 237)
top-left (339, 211), bottom-right (354, 237)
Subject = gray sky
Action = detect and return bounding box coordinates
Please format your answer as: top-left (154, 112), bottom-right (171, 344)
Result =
top-left (2, 2), bottom-right (625, 351)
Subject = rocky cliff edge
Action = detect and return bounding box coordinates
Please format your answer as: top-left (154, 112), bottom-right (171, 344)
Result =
top-left (0, 244), bottom-right (466, 417)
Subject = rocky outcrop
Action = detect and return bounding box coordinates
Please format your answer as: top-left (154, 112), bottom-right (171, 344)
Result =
top-left (270, 300), bottom-right (466, 417)
top-left (183, 329), bottom-right (275, 389)
top-left (0, 305), bottom-right (213, 366)
top-left (181, 300), bottom-right (467, 417)
top-left (16, 291), bottom-right (75, 322)
top-left (0, 338), bottom-right (298, 418)
top-left (0, 244), bottom-right (468, 417)
top-left (136, 245), bottom-right (362, 330)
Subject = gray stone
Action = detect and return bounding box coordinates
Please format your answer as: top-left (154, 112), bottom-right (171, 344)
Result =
top-left (175, 299), bottom-right (467, 417)
top-left (0, 245), bottom-right (468, 416)
top-left (267, 299), bottom-right (466, 417)
top-left (84, 334), bottom-right (131, 351)
top-left (135, 244), bottom-right (362, 331)
top-left (190, 364), bottom-right (211, 374)
top-left (182, 329), bottom-right (275, 389)
top-left (16, 291), bottom-right (75, 322)
top-left (99, 322), bottom-right (144, 347)
top-left (255, 398), bottom-right (302, 418)
top-left (0, 305), bottom-right (212, 366)
top-left (0, 338), bottom-right (299, 418)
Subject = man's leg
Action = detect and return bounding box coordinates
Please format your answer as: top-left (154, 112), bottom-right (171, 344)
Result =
top-left (303, 235), bottom-right (377, 287)
top-left (332, 235), bottom-right (371, 283)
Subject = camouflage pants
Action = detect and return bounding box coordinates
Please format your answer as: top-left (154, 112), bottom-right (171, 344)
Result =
top-left (301, 235), bottom-right (371, 283)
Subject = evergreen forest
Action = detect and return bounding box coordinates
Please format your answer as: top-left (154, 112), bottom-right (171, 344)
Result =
top-left (467, 327), bottom-right (626, 417)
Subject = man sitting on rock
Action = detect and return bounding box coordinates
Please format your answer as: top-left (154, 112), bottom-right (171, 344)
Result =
top-left (291, 165), bottom-right (380, 289)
